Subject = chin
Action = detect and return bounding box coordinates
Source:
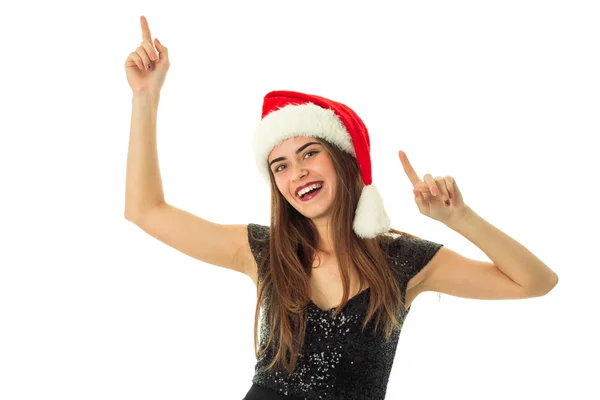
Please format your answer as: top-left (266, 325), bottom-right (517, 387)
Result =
top-left (297, 204), bottom-right (332, 220)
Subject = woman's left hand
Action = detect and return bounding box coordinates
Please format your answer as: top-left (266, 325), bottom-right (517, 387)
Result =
top-left (398, 150), bottom-right (469, 226)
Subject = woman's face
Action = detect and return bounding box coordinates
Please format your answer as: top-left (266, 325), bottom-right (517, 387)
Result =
top-left (267, 136), bottom-right (338, 221)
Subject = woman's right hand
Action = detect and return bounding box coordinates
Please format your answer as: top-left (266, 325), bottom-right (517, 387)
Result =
top-left (124, 16), bottom-right (170, 95)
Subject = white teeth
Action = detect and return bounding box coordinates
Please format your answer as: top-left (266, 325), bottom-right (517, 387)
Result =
top-left (297, 183), bottom-right (323, 197)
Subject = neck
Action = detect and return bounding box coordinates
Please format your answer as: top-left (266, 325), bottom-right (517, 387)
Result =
top-left (312, 218), bottom-right (335, 255)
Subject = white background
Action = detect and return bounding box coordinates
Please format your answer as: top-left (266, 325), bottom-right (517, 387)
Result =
top-left (1, 1), bottom-right (598, 399)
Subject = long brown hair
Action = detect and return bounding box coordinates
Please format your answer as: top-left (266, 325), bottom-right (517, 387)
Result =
top-left (252, 137), bottom-right (422, 374)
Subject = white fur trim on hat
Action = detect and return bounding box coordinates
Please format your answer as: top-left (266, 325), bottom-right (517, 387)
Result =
top-left (253, 102), bottom-right (356, 183)
top-left (353, 184), bottom-right (391, 238)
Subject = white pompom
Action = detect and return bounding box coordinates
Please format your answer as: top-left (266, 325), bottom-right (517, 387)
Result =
top-left (352, 184), bottom-right (391, 239)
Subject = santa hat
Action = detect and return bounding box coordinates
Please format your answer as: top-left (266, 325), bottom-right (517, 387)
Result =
top-left (253, 90), bottom-right (391, 239)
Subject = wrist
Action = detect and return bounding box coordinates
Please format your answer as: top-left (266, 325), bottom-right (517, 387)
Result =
top-left (132, 89), bottom-right (160, 101)
top-left (445, 205), bottom-right (475, 230)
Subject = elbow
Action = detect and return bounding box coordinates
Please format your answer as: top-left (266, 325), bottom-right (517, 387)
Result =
top-left (547, 272), bottom-right (559, 293)
top-left (125, 201), bottom-right (165, 223)
top-left (124, 209), bottom-right (141, 224)
top-left (527, 273), bottom-right (559, 297)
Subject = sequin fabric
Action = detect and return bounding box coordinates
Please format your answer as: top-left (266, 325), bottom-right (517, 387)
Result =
top-left (247, 223), bottom-right (444, 400)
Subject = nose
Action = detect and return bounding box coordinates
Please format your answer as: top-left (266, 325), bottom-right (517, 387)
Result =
top-left (291, 164), bottom-right (308, 182)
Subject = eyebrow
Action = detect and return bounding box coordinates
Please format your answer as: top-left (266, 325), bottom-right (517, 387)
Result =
top-left (268, 142), bottom-right (321, 168)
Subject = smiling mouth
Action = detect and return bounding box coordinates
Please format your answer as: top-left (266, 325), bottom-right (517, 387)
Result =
top-left (298, 184), bottom-right (324, 202)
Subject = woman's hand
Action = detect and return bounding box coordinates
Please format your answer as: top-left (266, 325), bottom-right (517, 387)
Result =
top-left (398, 150), bottom-right (469, 226)
top-left (124, 16), bottom-right (170, 95)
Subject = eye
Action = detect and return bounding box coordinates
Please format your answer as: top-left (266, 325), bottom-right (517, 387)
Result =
top-left (305, 150), bottom-right (318, 159)
top-left (273, 150), bottom-right (318, 174)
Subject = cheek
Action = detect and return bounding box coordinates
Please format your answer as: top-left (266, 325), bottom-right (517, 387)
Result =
top-left (273, 178), bottom-right (289, 198)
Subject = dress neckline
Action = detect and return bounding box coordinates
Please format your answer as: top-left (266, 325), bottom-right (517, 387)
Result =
top-left (309, 287), bottom-right (371, 313)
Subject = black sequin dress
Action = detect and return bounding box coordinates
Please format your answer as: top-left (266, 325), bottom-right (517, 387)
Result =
top-left (244, 223), bottom-right (443, 400)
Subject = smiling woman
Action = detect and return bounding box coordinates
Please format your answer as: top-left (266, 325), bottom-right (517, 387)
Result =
top-left (236, 90), bottom-right (447, 400)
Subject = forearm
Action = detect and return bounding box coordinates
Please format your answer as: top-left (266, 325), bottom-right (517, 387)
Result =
top-left (446, 206), bottom-right (558, 295)
top-left (124, 90), bottom-right (165, 220)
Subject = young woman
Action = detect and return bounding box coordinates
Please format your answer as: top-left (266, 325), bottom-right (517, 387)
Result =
top-left (124, 16), bottom-right (559, 400)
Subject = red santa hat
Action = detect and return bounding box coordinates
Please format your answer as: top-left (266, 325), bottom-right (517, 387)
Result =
top-left (253, 90), bottom-right (391, 239)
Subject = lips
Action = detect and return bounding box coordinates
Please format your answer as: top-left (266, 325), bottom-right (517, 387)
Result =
top-left (298, 185), bottom-right (323, 202)
top-left (295, 181), bottom-right (323, 197)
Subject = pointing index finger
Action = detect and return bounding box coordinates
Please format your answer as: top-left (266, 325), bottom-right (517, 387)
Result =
top-left (140, 15), bottom-right (153, 42)
top-left (398, 150), bottom-right (422, 187)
